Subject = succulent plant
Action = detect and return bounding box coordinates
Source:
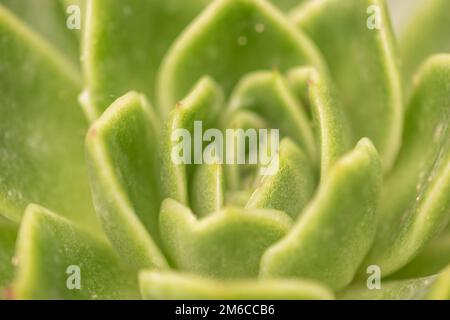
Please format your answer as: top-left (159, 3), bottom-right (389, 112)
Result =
top-left (0, 0), bottom-right (449, 300)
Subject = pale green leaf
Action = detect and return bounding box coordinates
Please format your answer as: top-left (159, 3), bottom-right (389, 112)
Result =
top-left (159, 198), bottom-right (293, 279)
top-left (287, 67), bottom-right (351, 180)
top-left (362, 54), bottom-right (450, 277)
top-left (140, 270), bottom-right (334, 300)
top-left (157, 0), bottom-right (326, 115)
top-left (291, 0), bottom-right (403, 171)
top-left (160, 77), bottom-right (223, 205)
top-left (227, 71), bottom-right (317, 161)
top-left (191, 162), bottom-right (225, 217)
top-left (0, 0), bottom-right (79, 62)
top-left (246, 138), bottom-right (316, 219)
top-left (82, 0), bottom-right (209, 118)
top-left (339, 276), bottom-right (437, 300)
top-left (400, 0), bottom-right (450, 85)
top-left (85, 92), bottom-right (168, 270)
top-left (13, 204), bottom-right (140, 299)
top-left (0, 218), bottom-right (17, 299)
top-left (260, 138), bottom-right (382, 290)
top-left (0, 6), bottom-right (99, 233)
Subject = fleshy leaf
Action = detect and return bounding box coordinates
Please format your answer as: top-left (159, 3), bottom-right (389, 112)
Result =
top-left (246, 138), bottom-right (316, 219)
top-left (85, 92), bottom-right (168, 269)
top-left (291, 0), bottom-right (403, 171)
top-left (339, 276), bottom-right (437, 300)
top-left (390, 230), bottom-right (450, 280)
top-left (362, 54), bottom-right (450, 277)
top-left (0, 0), bottom-right (79, 62)
top-left (82, 0), bottom-right (209, 118)
top-left (0, 6), bottom-right (99, 232)
top-left (140, 270), bottom-right (334, 300)
top-left (160, 77), bottom-right (223, 205)
top-left (227, 71), bottom-right (316, 161)
top-left (159, 198), bottom-right (293, 279)
top-left (400, 0), bottom-right (450, 85)
top-left (157, 0), bottom-right (326, 115)
top-left (287, 67), bottom-right (351, 180)
top-left (426, 265), bottom-right (450, 300)
top-left (13, 204), bottom-right (140, 299)
top-left (221, 110), bottom-right (268, 193)
top-left (260, 138), bottom-right (382, 290)
top-left (0, 218), bottom-right (17, 299)
top-left (191, 162), bottom-right (225, 217)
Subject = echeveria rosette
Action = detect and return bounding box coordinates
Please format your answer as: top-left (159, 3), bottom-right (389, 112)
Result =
top-left (0, 0), bottom-right (449, 300)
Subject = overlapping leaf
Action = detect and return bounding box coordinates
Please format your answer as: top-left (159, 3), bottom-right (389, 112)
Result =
top-left (85, 92), bottom-right (168, 270)
top-left (291, 0), bottom-right (403, 171)
top-left (13, 205), bottom-right (139, 299)
top-left (160, 198), bottom-right (293, 279)
top-left (0, 6), bottom-right (99, 233)
top-left (157, 0), bottom-right (326, 115)
top-left (362, 54), bottom-right (450, 277)
top-left (140, 270), bottom-right (334, 300)
top-left (260, 139), bottom-right (382, 291)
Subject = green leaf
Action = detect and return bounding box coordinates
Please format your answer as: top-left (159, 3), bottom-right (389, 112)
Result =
top-left (362, 54), bottom-right (450, 277)
top-left (291, 0), bottom-right (403, 171)
top-left (13, 204), bottom-right (140, 299)
top-left (85, 92), bottom-right (168, 270)
top-left (140, 270), bottom-right (334, 300)
top-left (339, 276), bottom-right (437, 300)
top-left (390, 230), bottom-right (450, 280)
top-left (220, 110), bottom-right (268, 193)
top-left (400, 0), bottom-right (450, 86)
top-left (0, 6), bottom-right (99, 233)
top-left (0, 0), bottom-right (79, 62)
top-left (191, 162), bottom-right (225, 217)
top-left (160, 77), bottom-right (223, 205)
top-left (426, 265), bottom-right (450, 300)
top-left (81, 0), bottom-right (209, 119)
top-left (246, 138), bottom-right (316, 219)
top-left (157, 0), bottom-right (326, 115)
top-left (287, 67), bottom-right (351, 180)
top-left (227, 71), bottom-right (317, 162)
top-left (0, 218), bottom-right (17, 299)
top-left (159, 198), bottom-right (293, 279)
top-left (260, 138), bottom-right (382, 290)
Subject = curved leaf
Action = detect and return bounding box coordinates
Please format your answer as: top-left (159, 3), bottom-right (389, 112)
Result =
top-left (159, 198), bottom-right (293, 279)
top-left (246, 138), bottom-right (316, 219)
top-left (362, 54), bottom-right (450, 277)
top-left (157, 0), bottom-right (326, 115)
top-left (191, 162), bottom-right (225, 217)
top-left (339, 276), bottom-right (437, 300)
top-left (160, 77), bottom-right (223, 205)
top-left (85, 92), bottom-right (168, 269)
top-left (291, 0), bottom-right (403, 171)
top-left (0, 218), bottom-right (17, 299)
top-left (13, 204), bottom-right (140, 299)
top-left (140, 270), bottom-right (334, 300)
top-left (390, 230), bottom-right (450, 280)
top-left (426, 265), bottom-right (450, 300)
top-left (260, 138), bottom-right (382, 290)
top-left (287, 67), bottom-right (351, 180)
top-left (82, 0), bottom-right (209, 118)
top-left (0, 6), bottom-right (99, 233)
top-left (400, 0), bottom-right (450, 85)
top-left (0, 0), bottom-right (79, 62)
top-left (227, 71), bottom-right (316, 161)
